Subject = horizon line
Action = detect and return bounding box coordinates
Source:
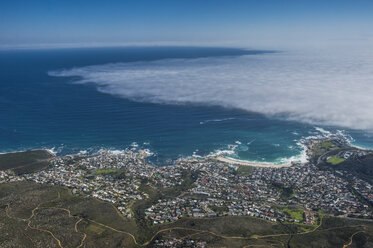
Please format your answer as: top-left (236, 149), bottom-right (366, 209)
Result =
top-left (0, 41), bottom-right (256, 51)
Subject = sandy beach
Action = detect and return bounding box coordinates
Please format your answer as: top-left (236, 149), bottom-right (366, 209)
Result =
top-left (212, 156), bottom-right (292, 168)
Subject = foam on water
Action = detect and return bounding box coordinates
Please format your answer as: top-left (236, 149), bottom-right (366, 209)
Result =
top-left (200, 118), bottom-right (236, 125)
top-left (2, 47), bottom-right (373, 165)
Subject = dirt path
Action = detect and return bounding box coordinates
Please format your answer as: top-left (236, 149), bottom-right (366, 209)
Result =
top-left (4, 191), bottom-right (87, 248)
top-left (343, 230), bottom-right (366, 248)
top-left (4, 196), bottom-right (368, 248)
top-left (87, 213), bottom-right (368, 248)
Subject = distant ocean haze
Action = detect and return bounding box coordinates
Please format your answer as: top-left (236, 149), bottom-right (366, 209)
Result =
top-left (1, 46), bottom-right (373, 164)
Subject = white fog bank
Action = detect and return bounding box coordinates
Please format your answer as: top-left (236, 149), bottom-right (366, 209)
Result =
top-left (49, 49), bottom-right (373, 130)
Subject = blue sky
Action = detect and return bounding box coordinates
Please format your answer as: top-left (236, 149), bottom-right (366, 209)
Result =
top-left (1, 0), bottom-right (373, 48)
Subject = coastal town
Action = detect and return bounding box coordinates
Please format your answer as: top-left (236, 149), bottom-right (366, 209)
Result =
top-left (1, 138), bottom-right (373, 232)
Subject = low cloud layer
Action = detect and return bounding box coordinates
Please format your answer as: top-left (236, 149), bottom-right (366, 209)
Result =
top-left (49, 49), bottom-right (373, 130)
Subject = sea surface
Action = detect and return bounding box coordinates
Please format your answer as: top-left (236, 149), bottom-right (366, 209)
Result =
top-left (1, 46), bottom-right (372, 164)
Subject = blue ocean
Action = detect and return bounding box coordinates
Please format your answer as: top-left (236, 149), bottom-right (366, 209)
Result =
top-left (1, 46), bottom-right (372, 164)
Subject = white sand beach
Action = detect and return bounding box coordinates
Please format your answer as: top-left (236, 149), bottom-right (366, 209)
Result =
top-left (213, 156), bottom-right (292, 168)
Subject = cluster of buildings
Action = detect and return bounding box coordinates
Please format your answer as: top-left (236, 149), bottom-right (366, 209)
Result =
top-left (257, 164), bottom-right (371, 217)
top-left (24, 149), bottom-right (152, 217)
top-left (0, 170), bottom-right (22, 183)
top-left (145, 156), bottom-right (373, 224)
top-left (145, 160), bottom-right (288, 224)
top-left (303, 211), bottom-right (317, 225)
top-left (3, 144), bottom-right (373, 226)
top-left (351, 176), bottom-right (373, 206)
top-left (153, 238), bottom-right (207, 248)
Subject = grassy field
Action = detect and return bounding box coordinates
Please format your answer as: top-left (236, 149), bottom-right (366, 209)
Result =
top-left (95, 168), bottom-right (120, 174)
top-left (324, 153), bottom-right (373, 185)
top-left (321, 141), bottom-right (334, 148)
top-left (95, 168), bottom-right (127, 180)
top-left (327, 156), bottom-right (346, 165)
top-left (282, 208), bottom-right (304, 221)
top-left (237, 165), bottom-right (253, 175)
top-left (308, 139), bottom-right (345, 163)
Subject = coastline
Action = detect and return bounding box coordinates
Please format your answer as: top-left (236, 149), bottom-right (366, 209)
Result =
top-left (1, 147), bottom-right (300, 168)
top-left (45, 149), bottom-right (57, 157)
top-left (5, 135), bottom-right (371, 169)
top-left (211, 156), bottom-right (292, 168)
top-left (0, 148), bottom-right (55, 157)
top-left (349, 142), bottom-right (372, 151)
